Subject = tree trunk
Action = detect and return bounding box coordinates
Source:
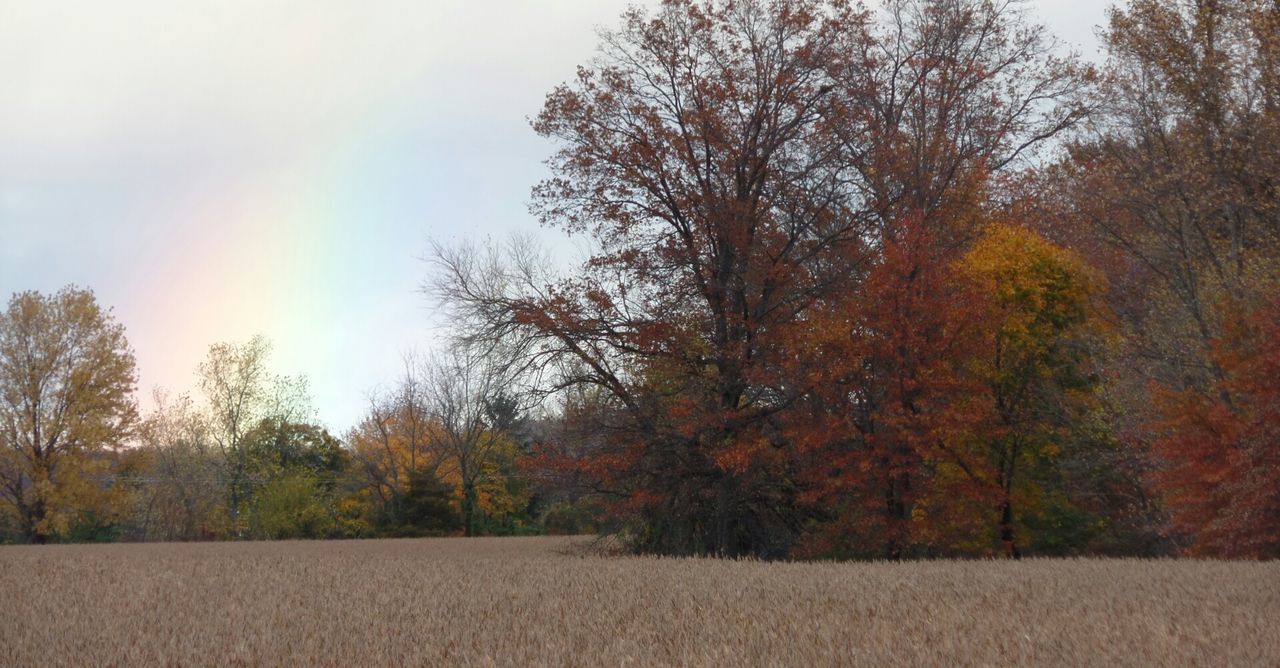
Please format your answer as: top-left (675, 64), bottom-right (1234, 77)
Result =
top-left (713, 476), bottom-right (731, 556)
top-left (462, 480), bottom-right (477, 537)
top-left (884, 470), bottom-right (909, 560)
top-left (1000, 498), bottom-right (1021, 559)
top-left (26, 498), bottom-right (50, 544)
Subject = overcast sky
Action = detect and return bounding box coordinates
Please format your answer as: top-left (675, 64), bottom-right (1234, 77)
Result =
top-left (0, 0), bottom-right (1116, 434)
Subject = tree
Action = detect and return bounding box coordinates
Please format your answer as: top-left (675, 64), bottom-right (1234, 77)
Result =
top-left (952, 224), bottom-right (1107, 557)
top-left (421, 342), bottom-right (527, 537)
top-left (248, 472), bottom-right (335, 540)
top-left (238, 418), bottom-right (346, 540)
top-left (399, 467), bottom-right (462, 537)
top-left (437, 0), bottom-right (869, 557)
top-left (134, 390), bottom-right (223, 541)
top-left (1151, 295), bottom-right (1280, 558)
top-left (0, 287), bottom-right (138, 543)
top-left (346, 360), bottom-right (451, 533)
top-left (433, 0), bottom-right (1091, 558)
top-left (345, 349), bottom-right (528, 537)
top-left (1062, 0), bottom-right (1280, 390)
top-left (197, 335), bottom-right (309, 535)
top-left (845, 0), bottom-right (1093, 227)
top-left (1053, 0), bottom-right (1280, 557)
top-left (794, 212), bottom-right (992, 559)
top-left (791, 0), bottom-right (1094, 558)
top-left (243, 418), bottom-right (345, 484)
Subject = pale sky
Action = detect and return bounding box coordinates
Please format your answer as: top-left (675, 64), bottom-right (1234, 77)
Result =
top-left (0, 0), bottom-right (1115, 434)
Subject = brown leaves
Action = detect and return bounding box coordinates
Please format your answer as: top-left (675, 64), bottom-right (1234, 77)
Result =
top-left (441, 0), bottom-right (1097, 557)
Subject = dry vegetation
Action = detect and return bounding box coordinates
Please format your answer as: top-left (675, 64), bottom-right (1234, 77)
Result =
top-left (2, 536), bottom-right (1277, 666)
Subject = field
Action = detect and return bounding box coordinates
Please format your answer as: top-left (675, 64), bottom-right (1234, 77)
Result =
top-left (2, 537), bottom-right (1277, 666)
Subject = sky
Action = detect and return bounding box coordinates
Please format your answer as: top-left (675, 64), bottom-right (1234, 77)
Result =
top-left (0, 0), bottom-right (1115, 435)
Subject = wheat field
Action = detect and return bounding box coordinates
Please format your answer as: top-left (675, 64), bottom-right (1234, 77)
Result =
top-left (1, 536), bottom-right (1276, 666)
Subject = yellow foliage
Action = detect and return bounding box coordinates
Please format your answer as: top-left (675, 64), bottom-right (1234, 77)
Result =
top-left (957, 223), bottom-right (1107, 391)
top-left (346, 404), bottom-right (527, 528)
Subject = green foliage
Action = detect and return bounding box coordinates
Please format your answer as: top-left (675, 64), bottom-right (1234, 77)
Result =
top-left (248, 473), bottom-right (335, 540)
top-left (61, 511), bottom-right (125, 544)
top-left (387, 468), bottom-right (462, 537)
top-left (1017, 492), bottom-right (1108, 556)
top-left (245, 419), bottom-right (346, 484)
top-left (230, 419), bottom-right (349, 540)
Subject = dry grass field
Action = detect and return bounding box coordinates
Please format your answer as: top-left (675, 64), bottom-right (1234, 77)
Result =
top-left (2, 536), bottom-right (1277, 666)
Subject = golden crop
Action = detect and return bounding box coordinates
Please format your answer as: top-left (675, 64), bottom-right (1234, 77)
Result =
top-left (2, 536), bottom-right (1276, 666)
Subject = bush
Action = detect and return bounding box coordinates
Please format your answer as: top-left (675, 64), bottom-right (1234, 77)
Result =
top-left (249, 473), bottom-right (335, 540)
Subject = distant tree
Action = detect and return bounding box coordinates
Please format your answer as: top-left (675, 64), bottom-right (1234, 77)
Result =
top-left (197, 335), bottom-right (309, 535)
top-left (248, 472), bottom-right (335, 540)
top-left (399, 467), bottom-right (462, 537)
top-left (1151, 295), bottom-right (1280, 558)
top-left (134, 390), bottom-right (223, 541)
top-left (235, 418), bottom-right (345, 540)
top-left (422, 341), bottom-right (527, 537)
top-left (0, 287), bottom-right (138, 543)
top-left (243, 418), bottom-right (345, 484)
top-left (346, 360), bottom-right (450, 532)
top-left (1050, 0), bottom-right (1280, 557)
top-left (1062, 0), bottom-right (1280, 389)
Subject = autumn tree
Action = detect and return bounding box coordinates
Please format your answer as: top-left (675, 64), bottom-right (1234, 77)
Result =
top-left (346, 402), bottom-right (463, 537)
top-left (347, 359), bottom-right (451, 533)
top-left (792, 212), bottom-right (993, 559)
top-left (197, 335), bottom-right (309, 535)
top-left (949, 224), bottom-right (1107, 557)
top-left (432, 0), bottom-right (1092, 558)
top-left (346, 348), bottom-right (528, 537)
top-left (421, 341), bottom-right (528, 537)
top-left (1151, 295), bottom-right (1280, 558)
top-left (791, 0), bottom-right (1093, 558)
top-left (1053, 0), bottom-right (1280, 556)
top-left (435, 0), bottom-right (870, 557)
top-left (133, 390), bottom-right (223, 541)
top-left (842, 0), bottom-right (1093, 225)
top-left (1062, 0), bottom-right (1280, 387)
top-left (0, 287), bottom-right (138, 543)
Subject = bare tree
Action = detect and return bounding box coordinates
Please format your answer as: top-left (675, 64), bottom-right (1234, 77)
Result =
top-left (1062, 0), bottom-right (1280, 391)
top-left (134, 390), bottom-right (222, 541)
top-left (421, 339), bottom-right (527, 537)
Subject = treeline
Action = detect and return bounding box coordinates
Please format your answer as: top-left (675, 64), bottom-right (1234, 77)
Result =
top-left (2, 0), bottom-right (1277, 558)
top-left (0, 313), bottom-right (592, 544)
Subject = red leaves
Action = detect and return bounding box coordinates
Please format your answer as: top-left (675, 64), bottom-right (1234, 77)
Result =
top-left (488, 0), bottom-right (1097, 557)
top-left (1151, 296), bottom-right (1280, 558)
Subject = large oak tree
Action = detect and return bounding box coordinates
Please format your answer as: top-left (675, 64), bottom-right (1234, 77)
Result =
top-left (434, 0), bottom-right (1091, 557)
